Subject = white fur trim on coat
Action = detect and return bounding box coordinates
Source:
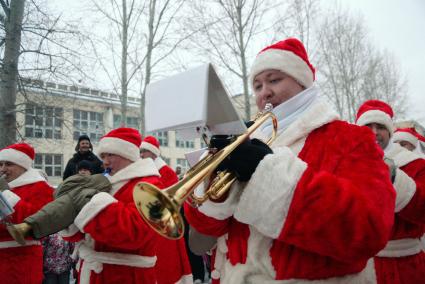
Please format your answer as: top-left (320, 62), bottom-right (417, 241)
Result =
top-left (0, 148), bottom-right (33, 170)
top-left (234, 147), bottom-right (307, 239)
top-left (154, 157), bottom-right (167, 170)
top-left (74, 192), bottom-right (117, 231)
top-left (386, 143), bottom-right (422, 168)
top-left (356, 110), bottom-right (394, 136)
top-left (8, 168), bottom-right (45, 188)
top-left (393, 131), bottom-right (418, 147)
top-left (1, 190), bottom-right (21, 208)
top-left (59, 224), bottom-right (80, 238)
top-left (197, 181), bottom-right (242, 221)
top-left (96, 137), bottom-right (140, 162)
top-left (250, 49), bottom-right (314, 88)
top-left (141, 142), bottom-right (161, 156)
top-left (376, 238), bottom-right (423, 257)
top-left (393, 169), bottom-right (416, 212)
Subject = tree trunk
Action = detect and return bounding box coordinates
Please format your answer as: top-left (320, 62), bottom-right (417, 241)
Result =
top-left (0, 0), bottom-right (25, 148)
top-left (120, 0), bottom-right (128, 127)
top-left (140, 0), bottom-right (156, 134)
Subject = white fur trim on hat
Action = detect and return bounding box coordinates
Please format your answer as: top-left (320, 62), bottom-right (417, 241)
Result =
top-left (356, 110), bottom-right (394, 136)
top-left (0, 148), bottom-right (33, 169)
top-left (97, 137), bottom-right (140, 162)
top-left (140, 141), bottom-right (160, 156)
top-left (250, 49), bottom-right (314, 88)
top-left (393, 131), bottom-right (418, 147)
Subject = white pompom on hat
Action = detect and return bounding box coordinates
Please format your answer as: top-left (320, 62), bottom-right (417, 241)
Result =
top-left (0, 143), bottom-right (35, 170)
top-left (97, 127), bottom-right (142, 162)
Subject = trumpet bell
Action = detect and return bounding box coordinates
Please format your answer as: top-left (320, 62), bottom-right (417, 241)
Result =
top-left (133, 182), bottom-right (184, 240)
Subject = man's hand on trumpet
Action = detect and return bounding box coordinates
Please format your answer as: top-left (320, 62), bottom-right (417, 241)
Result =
top-left (209, 135), bottom-right (273, 182)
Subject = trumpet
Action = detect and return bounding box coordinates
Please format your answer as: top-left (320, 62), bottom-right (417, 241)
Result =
top-left (133, 104), bottom-right (278, 239)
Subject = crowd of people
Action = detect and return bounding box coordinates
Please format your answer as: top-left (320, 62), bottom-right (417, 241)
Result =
top-left (0, 37), bottom-right (424, 284)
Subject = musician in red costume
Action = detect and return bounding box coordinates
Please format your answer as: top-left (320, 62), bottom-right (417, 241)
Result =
top-left (184, 38), bottom-right (396, 283)
top-left (0, 143), bottom-right (53, 284)
top-left (356, 100), bottom-right (425, 284)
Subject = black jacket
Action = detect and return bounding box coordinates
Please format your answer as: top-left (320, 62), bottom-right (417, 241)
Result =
top-left (63, 151), bottom-right (103, 180)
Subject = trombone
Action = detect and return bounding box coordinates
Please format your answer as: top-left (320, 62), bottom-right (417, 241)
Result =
top-left (133, 104), bottom-right (278, 240)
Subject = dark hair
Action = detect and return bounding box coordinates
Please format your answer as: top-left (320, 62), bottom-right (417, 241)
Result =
top-left (75, 134), bottom-right (93, 151)
top-left (77, 160), bottom-right (92, 173)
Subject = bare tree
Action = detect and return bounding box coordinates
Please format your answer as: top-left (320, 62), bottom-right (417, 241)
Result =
top-left (88, 0), bottom-right (186, 133)
top-left (0, 0), bottom-right (25, 147)
top-left (184, 0), bottom-right (272, 120)
top-left (316, 7), bottom-right (408, 122)
top-left (0, 0), bottom-right (89, 148)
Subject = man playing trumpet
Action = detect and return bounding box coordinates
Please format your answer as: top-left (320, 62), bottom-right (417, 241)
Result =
top-left (184, 38), bottom-right (396, 283)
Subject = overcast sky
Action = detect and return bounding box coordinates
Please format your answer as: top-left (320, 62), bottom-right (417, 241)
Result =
top-left (333, 0), bottom-right (425, 123)
top-left (49, 0), bottom-right (424, 123)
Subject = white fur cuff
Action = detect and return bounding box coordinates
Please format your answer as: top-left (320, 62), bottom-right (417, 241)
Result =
top-left (197, 181), bottom-right (241, 220)
top-left (234, 147), bottom-right (307, 239)
top-left (393, 169), bottom-right (416, 212)
top-left (2, 190), bottom-right (21, 208)
top-left (75, 192), bottom-right (117, 231)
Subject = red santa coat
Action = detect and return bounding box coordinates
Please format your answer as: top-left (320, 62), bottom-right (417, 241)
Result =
top-left (0, 168), bottom-right (53, 284)
top-left (62, 158), bottom-right (163, 284)
top-left (184, 98), bottom-right (396, 283)
top-left (153, 157), bottom-right (192, 284)
top-left (373, 143), bottom-right (425, 284)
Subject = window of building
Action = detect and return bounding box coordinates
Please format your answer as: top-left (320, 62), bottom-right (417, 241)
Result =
top-left (73, 109), bottom-right (104, 141)
top-left (34, 153), bottom-right (63, 177)
top-left (25, 104), bottom-right (63, 139)
top-left (162, 157), bottom-right (170, 165)
top-left (176, 138), bottom-right (194, 149)
top-left (176, 158), bottom-right (189, 171)
top-left (113, 115), bottom-right (139, 129)
top-left (152, 131), bottom-right (168, 147)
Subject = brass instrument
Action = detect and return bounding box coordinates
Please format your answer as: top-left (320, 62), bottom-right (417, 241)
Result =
top-left (133, 104), bottom-right (278, 239)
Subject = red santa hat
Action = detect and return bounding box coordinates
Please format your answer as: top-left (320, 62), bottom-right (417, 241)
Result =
top-left (140, 136), bottom-right (161, 156)
top-left (355, 100), bottom-right (394, 136)
top-left (250, 38), bottom-right (316, 88)
top-left (393, 128), bottom-right (419, 147)
top-left (0, 143), bottom-right (35, 170)
top-left (97, 127), bottom-right (142, 162)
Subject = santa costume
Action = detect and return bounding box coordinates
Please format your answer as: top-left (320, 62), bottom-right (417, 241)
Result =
top-left (61, 128), bottom-right (163, 284)
top-left (141, 135), bottom-right (179, 187)
top-left (356, 100), bottom-right (425, 284)
top-left (141, 135), bottom-right (193, 284)
top-left (393, 127), bottom-right (425, 156)
top-left (184, 38), bottom-right (396, 283)
top-left (0, 143), bottom-right (53, 284)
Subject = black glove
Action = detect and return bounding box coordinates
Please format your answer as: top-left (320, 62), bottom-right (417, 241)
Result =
top-left (384, 157), bottom-right (397, 183)
top-left (217, 138), bottom-right (272, 182)
top-left (209, 121), bottom-right (254, 151)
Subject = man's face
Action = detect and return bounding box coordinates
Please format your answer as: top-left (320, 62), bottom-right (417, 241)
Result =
top-left (253, 69), bottom-right (305, 110)
top-left (366, 123), bottom-right (391, 150)
top-left (140, 149), bottom-right (156, 160)
top-left (0, 161), bottom-right (27, 182)
top-left (398, 141), bottom-right (416, 151)
top-left (175, 167), bottom-right (181, 175)
top-left (79, 140), bottom-right (91, 153)
top-left (100, 153), bottom-right (132, 175)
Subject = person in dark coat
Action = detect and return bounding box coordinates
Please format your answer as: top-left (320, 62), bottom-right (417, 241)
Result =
top-left (63, 135), bottom-right (103, 180)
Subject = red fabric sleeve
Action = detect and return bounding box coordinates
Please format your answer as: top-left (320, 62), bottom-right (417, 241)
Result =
top-left (279, 127), bottom-right (396, 262)
top-left (398, 159), bottom-right (425, 224)
top-left (82, 177), bottom-right (163, 250)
